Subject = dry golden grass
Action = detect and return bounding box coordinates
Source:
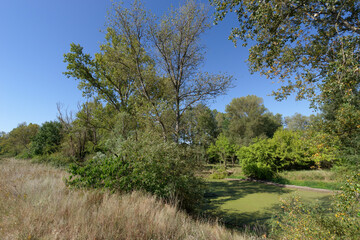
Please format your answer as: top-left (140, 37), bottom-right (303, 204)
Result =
top-left (0, 158), bottom-right (254, 240)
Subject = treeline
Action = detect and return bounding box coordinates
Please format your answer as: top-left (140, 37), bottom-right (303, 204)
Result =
top-left (0, 0), bottom-right (357, 212)
top-left (0, 94), bottom-right (337, 178)
top-left (1, 0), bottom-right (360, 238)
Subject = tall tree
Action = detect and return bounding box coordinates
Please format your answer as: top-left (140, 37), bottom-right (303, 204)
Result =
top-left (211, 0), bottom-right (360, 105)
top-left (181, 103), bottom-right (218, 146)
top-left (32, 121), bottom-right (62, 155)
top-left (64, 0), bottom-right (233, 142)
top-left (211, 0), bottom-right (360, 149)
top-left (0, 123), bottom-right (39, 156)
top-left (225, 95), bottom-right (282, 145)
top-left (285, 113), bottom-right (310, 131)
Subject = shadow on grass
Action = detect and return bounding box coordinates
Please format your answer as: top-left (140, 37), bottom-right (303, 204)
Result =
top-left (202, 180), bottom-right (332, 230)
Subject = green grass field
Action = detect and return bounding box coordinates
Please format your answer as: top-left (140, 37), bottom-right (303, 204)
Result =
top-left (206, 164), bottom-right (342, 190)
top-left (202, 179), bottom-right (332, 229)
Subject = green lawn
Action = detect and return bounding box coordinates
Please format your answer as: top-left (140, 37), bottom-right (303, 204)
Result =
top-left (202, 179), bottom-right (332, 229)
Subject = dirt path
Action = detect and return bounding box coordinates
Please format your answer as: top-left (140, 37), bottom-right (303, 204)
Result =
top-left (224, 178), bottom-right (335, 193)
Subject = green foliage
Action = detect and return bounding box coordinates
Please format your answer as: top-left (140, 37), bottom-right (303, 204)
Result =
top-left (302, 129), bottom-right (339, 168)
top-left (211, 0), bottom-right (360, 105)
top-left (209, 167), bottom-right (228, 179)
top-left (66, 133), bottom-right (204, 212)
top-left (207, 133), bottom-right (236, 167)
top-left (181, 104), bottom-right (218, 147)
top-left (284, 113), bottom-right (312, 131)
top-left (212, 0), bottom-right (360, 160)
top-left (0, 123), bottom-right (39, 156)
top-left (322, 102), bottom-right (360, 152)
top-left (58, 101), bottom-right (119, 161)
top-left (31, 121), bottom-right (62, 155)
top-left (242, 162), bottom-right (274, 180)
top-left (64, 0), bottom-right (233, 142)
top-left (224, 95), bottom-right (282, 146)
top-left (236, 129), bottom-right (318, 179)
top-left (271, 172), bottom-right (360, 239)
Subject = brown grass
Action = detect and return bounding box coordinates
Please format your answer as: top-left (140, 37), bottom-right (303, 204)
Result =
top-left (0, 158), bottom-right (254, 240)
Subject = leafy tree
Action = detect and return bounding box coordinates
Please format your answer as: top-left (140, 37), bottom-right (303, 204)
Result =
top-left (181, 104), bottom-right (218, 146)
top-left (64, 0), bottom-right (233, 142)
top-left (211, 0), bottom-right (360, 104)
top-left (32, 121), bottom-right (62, 155)
top-left (0, 123), bottom-right (39, 156)
top-left (272, 171), bottom-right (360, 239)
top-left (207, 133), bottom-right (235, 167)
top-left (225, 95), bottom-right (282, 145)
top-left (237, 129), bottom-right (318, 179)
top-left (211, 0), bottom-right (360, 152)
top-left (284, 113), bottom-right (312, 131)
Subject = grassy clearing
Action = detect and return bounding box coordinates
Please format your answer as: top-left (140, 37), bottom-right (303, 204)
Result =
top-left (205, 164), bottom-right (342, 190)
top-left (203, 179), bottom-right (332, 230)
top-left (273, 170), bottom-right (342, 190)
top-left (0, 158), bottom-right (256, 240)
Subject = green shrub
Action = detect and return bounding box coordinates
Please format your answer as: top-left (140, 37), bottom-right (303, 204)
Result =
top-left (31, 121), bottom-right (62, 155)
top-left (236, 129), bottom-right (318, 179)
top-left (242, 162), bottom-right (274, 180)
top-left (209, 167), bottom-right (228, 179)
top-left (271, 172), bottom-right (360, 239)
top-left (66, 133), bottom-right (204, 212)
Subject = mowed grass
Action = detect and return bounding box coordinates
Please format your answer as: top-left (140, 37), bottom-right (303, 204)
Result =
top-left (0, 158), bottom-right (256, 240)
top-left (203, 179), bottom-right (332, 229)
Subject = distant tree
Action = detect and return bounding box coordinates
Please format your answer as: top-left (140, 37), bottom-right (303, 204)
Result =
top-left (32, 121), bottom-right (62, 155)
top-left (207, 133), bottom-right (235, 167)
top-left (181, 104), bottom-right (218, 146)
top-left (64, 0), bottom-right (233, 142)
top-left (284, 113), bottom-right (311, 131)
top-left (57, 101), bottom-right (122, 160)
top-left (0, 123), bottom-right (39, 156)
top-left (225, 95), bottom-right (282, 145)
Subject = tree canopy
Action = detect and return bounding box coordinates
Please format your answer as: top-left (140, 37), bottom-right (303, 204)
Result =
top-left (64, 0), bottom-right (233, 142)
top-left (211, 0), bottom-right (360, 106)
top-left (224, 95), bottom-right (282, 145)
top-left (211, 0), bottom-right (360, 150)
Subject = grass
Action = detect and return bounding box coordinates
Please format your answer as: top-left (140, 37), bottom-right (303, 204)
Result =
top-left (206, 164), bottom-right (342, 190)
top-left (0, 158), bottom-right (256, 240)
top-left (273, 169), bottom-right (342, 190)
top-left (202, 179), bottom-right (332, 230)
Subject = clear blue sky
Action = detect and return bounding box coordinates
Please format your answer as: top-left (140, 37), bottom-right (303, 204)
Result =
top-left (0, 0), bottom-right (315, 133)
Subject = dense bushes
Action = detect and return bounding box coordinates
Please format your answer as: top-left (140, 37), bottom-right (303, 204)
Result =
top-left (237, 129), bottom-right (317, 180)
top-left (66, 133), bottom-right (204, 212)
top-left (31, 121), bottom-right (62, 155)
top-left (271, 171), bottom-right (360, 239)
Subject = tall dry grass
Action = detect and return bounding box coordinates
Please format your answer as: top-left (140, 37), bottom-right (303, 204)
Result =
top-left (0, 158), bottom-right (254, 240)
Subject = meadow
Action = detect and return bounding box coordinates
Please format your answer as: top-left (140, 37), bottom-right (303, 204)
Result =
top-left (0, 158), bottom-right (255, 240)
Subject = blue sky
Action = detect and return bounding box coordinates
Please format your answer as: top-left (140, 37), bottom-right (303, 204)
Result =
top-left (0, 0), bottom-right (315, 133)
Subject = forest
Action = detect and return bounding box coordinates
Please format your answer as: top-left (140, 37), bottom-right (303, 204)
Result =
top-left (1, 0), bottom-right (359, 239)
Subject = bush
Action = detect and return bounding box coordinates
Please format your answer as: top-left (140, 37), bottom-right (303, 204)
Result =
top-left (242, 162), bottom-right (274, 180)
top-left (31, 121), bottom-right (62, 155)
top-left (236, 129), bottom-right (318, 179)
top-left (209, 167), bottom-right (228, 179)
top-left (66, 133), bottom-right (204, 212)
top-left (271, 172), bottom-right (360, 239)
